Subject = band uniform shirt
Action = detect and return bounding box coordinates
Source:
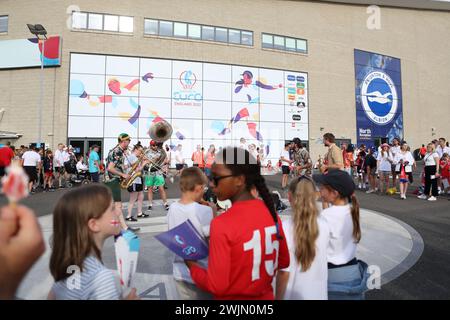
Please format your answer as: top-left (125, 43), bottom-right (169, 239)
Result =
top-left (106, 146), bottom-right (125, 180)
top-left (145, 148), bottom-right (164, 176)
top-left (124, 153), bottom-right (142, 184)
top-left (293, 148), bottom-right (312, 176)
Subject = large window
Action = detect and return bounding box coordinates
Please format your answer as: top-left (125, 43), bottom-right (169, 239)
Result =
top-left (144, 18), bottom-right (253, 46)
top-left (72, 11), bottom-right (133, 33)
top-left (262, 33), bottom-right (307, 54)
top-left (0, 15), bottom-right (8, 33)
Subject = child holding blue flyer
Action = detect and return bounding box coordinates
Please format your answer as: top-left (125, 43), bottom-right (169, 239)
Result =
top-left (167, 167), bottom-right (216, 299)
top-left (47, 185), bottom-right (139, 300)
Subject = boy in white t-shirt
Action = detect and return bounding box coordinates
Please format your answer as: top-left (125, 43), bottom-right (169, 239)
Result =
top-left (167, 167), bottom-right (217, 299)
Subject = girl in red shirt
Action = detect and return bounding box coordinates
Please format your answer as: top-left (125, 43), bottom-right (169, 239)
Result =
top-left (440, 153), bottom-right (450, 192)
top-left (185, 147), bottom-right (290, 299)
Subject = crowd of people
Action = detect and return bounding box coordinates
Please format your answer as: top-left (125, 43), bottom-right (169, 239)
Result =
top-left (0, 132), bottom-right (448, 301)
top-left (1, 132), bottom-right (371, 301)
top-left (278, 135), bottom-right (450, 201)
top-left (0, 142), bottom-right (104, 194)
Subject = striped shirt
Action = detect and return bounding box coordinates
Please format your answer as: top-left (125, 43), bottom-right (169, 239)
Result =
top-left (51, 256), bottom-right (122, 300)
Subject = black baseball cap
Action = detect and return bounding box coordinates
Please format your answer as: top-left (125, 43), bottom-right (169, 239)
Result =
top-left (313, 169), bottom-right (355, 198)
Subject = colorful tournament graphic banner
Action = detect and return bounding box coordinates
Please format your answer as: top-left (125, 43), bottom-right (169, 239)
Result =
top-left (354, 49), bottom-right (403, 148)
top-left (0, 36), bottom-right (62, 69)
top-left (68, 53), bottom-right (308, 163)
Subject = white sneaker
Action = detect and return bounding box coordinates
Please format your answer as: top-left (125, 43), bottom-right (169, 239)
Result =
top-left (366, 189), bottom-right (374, 194)
top-left (428, 196), bottom-right (437, 201)
top-left (401, 194), bottom-right (406, 199)
top-left (417, 194), bottom-right (427, 200)
top-left (358, 183), bottom-right (362, 189)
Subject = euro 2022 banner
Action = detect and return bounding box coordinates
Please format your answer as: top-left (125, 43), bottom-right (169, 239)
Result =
top-left (68, 54), bottom-right (308, 164)
top-left (354, 49), bottom-right (403, 149)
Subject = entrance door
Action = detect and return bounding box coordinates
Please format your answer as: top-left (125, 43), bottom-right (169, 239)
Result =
top-left (68, 138), bottom-right (103, 159)
top-left (373, 137), bottom-right (388, 149)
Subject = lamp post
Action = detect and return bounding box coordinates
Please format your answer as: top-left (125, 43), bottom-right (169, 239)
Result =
top-left (27, 24), bottom-right (47, 148)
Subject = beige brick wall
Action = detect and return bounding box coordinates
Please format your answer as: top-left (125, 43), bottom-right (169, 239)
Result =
top-left (0, 0), bottom-right (449, 160)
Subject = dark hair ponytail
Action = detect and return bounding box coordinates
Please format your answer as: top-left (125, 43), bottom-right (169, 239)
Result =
top-left (218, 147), bottom-right (281, 239)
top-left (350, 194), bottom-right (361, 243)
top-left (253, 175), bottom-right (282, 239)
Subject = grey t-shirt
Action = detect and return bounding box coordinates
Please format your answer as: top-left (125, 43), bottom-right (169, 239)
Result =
top-left (51, 256), bottom-right (122, 300)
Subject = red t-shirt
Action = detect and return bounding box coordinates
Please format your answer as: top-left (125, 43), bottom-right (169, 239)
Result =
top-left (440, 160), bottom-right (450, 178)
top-left (189, 199), bottom-right (290, 300)
top-left (420, 147), bottom-right (427, 156)
top-left (0, 147), bottom-right (14, 167)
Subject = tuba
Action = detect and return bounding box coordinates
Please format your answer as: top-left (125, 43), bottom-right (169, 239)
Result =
top-left (149, 119), bottom-right (173, 143)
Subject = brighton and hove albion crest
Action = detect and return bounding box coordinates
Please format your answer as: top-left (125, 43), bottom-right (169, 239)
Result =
top-left (361, 71), bottom-right (398, 125)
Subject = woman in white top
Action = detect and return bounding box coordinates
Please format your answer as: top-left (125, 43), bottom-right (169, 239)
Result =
top-left (313, 169), bottom-right (369, 300)
top-left (124, 143), bottom-right (148, 221)
top-left (418, 143), bottom-right (440, 201)
top-left (276, 175), bottom-right (330, 300)
top-left (393, 142), bottom-right (415, 199)
top-left (390, 138), bottom-right (401, 188)
top-left (76, 155), bottom-right (88, 173)
top-left (376, 143), bottom-right (394, 194)
top-left (280, 142), bottom-right (293, 190)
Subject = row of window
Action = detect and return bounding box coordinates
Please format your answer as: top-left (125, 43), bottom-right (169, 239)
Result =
top-left (0, 13), bottom-right (308, 54)
top-left (71, 11), bottom-right (308, 53)
top-left (0, 15), bottom-right (8, 33)
top-left (262, 33), bottom-right (307, 53)
top-left (144, 19), bottom-right (253, 46)
top-left (72, 12), bottom-right (134, 33)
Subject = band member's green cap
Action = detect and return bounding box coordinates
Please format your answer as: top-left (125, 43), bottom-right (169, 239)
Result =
top-left (118, 133), bottom-right (131, 142)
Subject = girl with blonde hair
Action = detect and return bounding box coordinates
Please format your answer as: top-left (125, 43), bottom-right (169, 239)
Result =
top-left (276, 176), bottom-right (330, 300)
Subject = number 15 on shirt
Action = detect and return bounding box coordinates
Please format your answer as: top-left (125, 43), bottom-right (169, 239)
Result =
top-left (244, 226), bottom-right (280, 281)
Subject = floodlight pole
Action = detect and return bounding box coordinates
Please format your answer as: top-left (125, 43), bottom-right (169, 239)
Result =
top-left (38, 38), bottom-right (45, 147)
top-left (27, 24), bottom-right (47, 148)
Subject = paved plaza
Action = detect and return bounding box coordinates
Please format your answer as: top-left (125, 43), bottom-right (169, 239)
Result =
top-left (3, 169), bottom-right (449, 300)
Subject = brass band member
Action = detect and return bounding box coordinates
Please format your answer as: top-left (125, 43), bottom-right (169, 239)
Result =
top-left (125, 142), bottom-right (149, 221)
top-left (145, 140), bottom-right (169, 212)
top-left (105, 133), bottom-right (139, 233)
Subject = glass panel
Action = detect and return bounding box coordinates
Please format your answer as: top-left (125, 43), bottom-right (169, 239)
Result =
top-left (215, 27), bottom-right (227, 42)
top-left (88, 13), bottom-right (103, 30)
top-left (71, 12), bottom-right (87, 29)
top-left (188, 24), bottom-right (201, 39)
top-left (173, 22), bottom-right (187, 37)
top-left (144, 19), bottom-right (158, 35)
top-left (228, 29), bottom-right (240, 44)
top-left (241, 31), bottom-right (253, 46)
top-left (296, 39), bottom-right (307, 53)
top-left (119, 16), bottom-right (133, 33)
top-left (274, 35), bottom-right (285, 50)
top-left (104, 15), bottom-right (119, 32)
top-left (285, 37), bottom-right (296, 51)
top-left (159, 20), bottom-right (173, 36)
top-left (202, 26), bottom-right (214, 41)
top-left (262, 34), bottom-right (273, 48)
